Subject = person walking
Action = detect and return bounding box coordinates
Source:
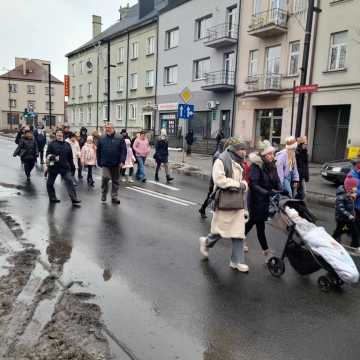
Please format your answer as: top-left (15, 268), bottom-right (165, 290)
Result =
top-left (199, 139), bottom-right (249, 273)
top-left (63, 125), bottom-right (71, 140)
top-left (295, 136), bottom-right (309, 200)
top-left (333, 176), bottom-right (360, 252)
top-left (245, 142), bottom-right (281, 263)
top-left (276, 136), bottom-right (300, 198)
top-left (66, 132), bottom-right (81, 183)
top-left (15, 124), bottom-right (27, 145)
top-left (346, 158), bottom-right (360, 225)
top-left (97, 123), bottom-right (127, 204)
top-left (45, 129), bottom-right (81, 205)
top-left (80, 135), bottom-right (97, 187)
top-left (133, 130), bottom-right (151, 183)
top-left (121, 138), bottom-right (136, 183)
top-left (13, 129), bottom-right (38, 181)
top-left (215, 129), bottom-right (225, 151)
top-left (185, 129), bottom-right (194, 156)
top-left (33, 123), bottom-right (47, 164)
top-left (120, 128), bottom-right (130, 140)
top-left (78, 127), bottom-right (88, 179)
top-left (154, 129), bottom-right (174, 183)
top-left (91, 130), bottom-right (101, 147)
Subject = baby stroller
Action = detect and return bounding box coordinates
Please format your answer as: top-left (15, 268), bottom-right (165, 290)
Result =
top-left (267, 194), bottom-right (359, 292)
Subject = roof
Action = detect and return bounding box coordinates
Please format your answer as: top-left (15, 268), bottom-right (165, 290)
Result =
top-left (159, 0), bottom-right (192, 14)
top-left (66, 3), bottom-right (165, 58)
top-left (0, 60), bottom-right (63, 84)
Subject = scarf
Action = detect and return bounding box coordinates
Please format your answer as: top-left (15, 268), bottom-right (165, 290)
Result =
top-left (218, 148), bottom-right (244, 178)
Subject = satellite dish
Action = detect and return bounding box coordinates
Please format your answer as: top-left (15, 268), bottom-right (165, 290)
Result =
top-left (86, 61), bottom-right (93, 70)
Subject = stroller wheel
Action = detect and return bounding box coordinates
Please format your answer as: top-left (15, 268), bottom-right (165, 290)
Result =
top-left (328, 273), bottom-right (344, 288)
top-left (267, 257), bottom-right (285, 278)
top-left (318, 276), bottom-right (332, 292)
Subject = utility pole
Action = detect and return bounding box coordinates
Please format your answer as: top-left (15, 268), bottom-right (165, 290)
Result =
top-left (8, 76), bottom-right (12, 129)
top-left (295, 0), bottom-right (321, 137)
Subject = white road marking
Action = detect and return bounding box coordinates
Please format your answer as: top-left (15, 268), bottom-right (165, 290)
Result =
top-left (130, 186), bottom-right (197, 206)
top-left (146, 180), bottom-right (180, 191)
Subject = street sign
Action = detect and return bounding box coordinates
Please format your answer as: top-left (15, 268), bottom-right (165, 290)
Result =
top-left (179, 87), bottom-right (192, 104)
top-left (177, 104), bottom-right (194, 120)
top-left (294, 84), bottom-right (319, 94)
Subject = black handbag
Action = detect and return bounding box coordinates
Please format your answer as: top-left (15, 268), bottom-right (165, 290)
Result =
top-left (214, 187), bottom-right (245, 211)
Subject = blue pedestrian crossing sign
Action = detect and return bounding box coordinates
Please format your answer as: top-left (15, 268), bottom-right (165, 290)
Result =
top-left (178, 104), bottom-right (195, 120)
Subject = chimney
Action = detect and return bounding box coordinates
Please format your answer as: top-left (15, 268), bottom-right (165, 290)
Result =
top-left (92, 15), bottom-right (102, 38)
top-left (119, 3), bottom-right (130, 20)
top-left (139, 0), bottom-right (155, 19)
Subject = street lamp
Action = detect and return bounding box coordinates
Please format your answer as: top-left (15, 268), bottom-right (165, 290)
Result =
top-left (42, 62), bottom-right (52, 128)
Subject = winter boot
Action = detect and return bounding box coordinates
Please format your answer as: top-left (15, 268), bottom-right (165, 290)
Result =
top-left (166, 175), bottom-right (174, 183)
top-left (155, 173), bottom-right (160, 182)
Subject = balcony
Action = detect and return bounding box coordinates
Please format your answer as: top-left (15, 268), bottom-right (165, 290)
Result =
top-left (244, 74), bottom-right (289, 97)
top-left (248, 8), bottom-right (288, 38)
top-left (202, 70), bottom-right (235, 92)
top-left (204, 23), bottom-right (238, 48)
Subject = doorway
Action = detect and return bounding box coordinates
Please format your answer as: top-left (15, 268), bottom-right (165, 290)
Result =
top-left (221, 110), bottom-right (231, 138)
top-left (255, 108), bottom-right (283, 146)
top-left (144, 114), bottom-right (152, 131)
top-left (312, 105), bottom-right (350, 163)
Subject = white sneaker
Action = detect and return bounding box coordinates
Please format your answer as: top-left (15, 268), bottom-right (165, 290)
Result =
top-left (199, 237), bottom-right (209, 258)
top-left (128, 178), bottom-right (134, 183)
top-left (230, 262), bottom-right (249, 273)
top-left (121, 177), bottom-right (127, 183)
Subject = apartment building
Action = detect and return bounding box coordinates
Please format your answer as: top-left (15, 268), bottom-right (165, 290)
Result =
top-left (308, 0), bottom-right (360, 163)
top-left (0, 58), bottom-right (64, 129)
top-left (66, 0), bottom-right (169, 136)
top-left (156, 0), bottom-right (240, 149)
top-left (235, 0), bottom-right (307, 146)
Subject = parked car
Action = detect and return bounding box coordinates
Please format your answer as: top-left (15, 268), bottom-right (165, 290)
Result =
top-left (321, 160), bottom-right (353, 185)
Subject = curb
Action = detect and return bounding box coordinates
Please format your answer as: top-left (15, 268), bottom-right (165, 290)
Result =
top-left (145, 159), bottom-right (336, 208)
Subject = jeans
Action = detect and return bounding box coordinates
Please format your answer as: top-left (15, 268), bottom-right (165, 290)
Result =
top-left (333, 220), bottom-right (360, 248)
top-left (136, 156), bottom-right (146, 180)
top-left (245, 219), bottom-right (268, 251)
top-left (23, 160), bottom-right (35, 177)
top-left (206, 234), bottom-right (245, 264)
top-left (283, 173), bottom-right (294, 198)
top-left (47, 170), bottom-right (77, 201)
top-left (101, 167), bottom-right (120, 199)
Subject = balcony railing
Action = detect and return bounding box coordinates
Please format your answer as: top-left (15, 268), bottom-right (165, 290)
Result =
top-left (202, 70), bottom-right (235, 92)
top-left (204, 23), bottom-right (238, 48)
top-left (245, 74), bottom-right (290, 96)
top-left (248, 8), bottom-right (288, 37)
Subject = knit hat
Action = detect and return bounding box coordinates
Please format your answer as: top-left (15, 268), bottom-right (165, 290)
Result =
top-left (286, 136), bottom-right (297, 150)
top-left (261, 145), bottom-right (276, 156)
top-left (344, 176), bottom-right (359, 192)
top-left (257, 139), bottom-right (275, 156)
top-left (224, 137), bottom-right (248, 151)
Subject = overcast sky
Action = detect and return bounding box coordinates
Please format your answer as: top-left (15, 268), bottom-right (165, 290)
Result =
top-left (0, 0), bottom-right (137, 81)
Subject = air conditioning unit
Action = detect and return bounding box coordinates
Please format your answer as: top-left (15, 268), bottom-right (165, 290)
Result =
top-left (207, 101), bottom-right (218, 110)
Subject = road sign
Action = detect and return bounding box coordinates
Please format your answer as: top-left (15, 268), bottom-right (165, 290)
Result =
top-left (177, 104), bottom-right (194, 120)
top-left (294, 84), bottom-right (319, 94)
top-left (179, 87), bottom-right (192, 104)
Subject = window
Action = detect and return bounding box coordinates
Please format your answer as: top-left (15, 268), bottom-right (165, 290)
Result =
top-left (79, 107), bottom-right (84, 123)
top-left (129, 103), bottom-right (137, 120)
top-left (103, 105), bottom-right (108, 121)
top-left (328, 31), bottom-right (347, 71)
top-left (71, 63), bottom-right (76, 76)
top-left (116, 103), bottom-right (124, 121)
top-left (164, 65), bottom-right (178, 85)
top-left (104, 79), bottom-right (108, 94)
top-left (27, 101), bottom-right (36, 111)
top-left (9, 99), bottom-right (16, 108)
top-left (45, 87), bottom-right (55, 96)
top-left (166, 28), bottom-right (179, 49)
top-left (87, 105), bottom-right (92, 124)
top-left (88, 82), bottom-right (93, 96)
top-left (118, 47), bottom-right (125, 63)
top-left (147, 36), bottom-right (155, 55)
top-left (195, 16), bottom-right (212, 40)
top-left (8, 84), bottom-right (17, 93)
top-left (71, 86), bottom-right (76, 99)
top-left (72, 108), bottom-right (76, 124)
top-left (117, 76), bottom-right (125, 92)
top-left (248, 50), bottom-right (259, 79)
top-left (131, 42), bottom-right (139, 60)
top-left (130, 73), bottom-right (138, 90)
top-left (193, 58), bottom-right (210, 80)
top-left (79, 84), bottom-right (83, 98)
top-left (79, 61), bottom-right (84, 74)
top-left (145, 70), bottom-right (155, 88)
top-left (27, 85), bottom-right (35, 94)
top-left (87, 58), bottom-right (93, 72)
top-left (293, 0), bottom-right (306, 14)
top-left (252, 0), bottom-right (261, 15)
top-left (288, 41), bottom-right (300, 75)
top-left (46, 102), bottom-right (54, 110)
top-left (266, 45), bottom-right (281, 74)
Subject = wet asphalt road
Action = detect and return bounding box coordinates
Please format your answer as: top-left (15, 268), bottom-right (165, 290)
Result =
top-left (1, 136), bottom-right (360, 360)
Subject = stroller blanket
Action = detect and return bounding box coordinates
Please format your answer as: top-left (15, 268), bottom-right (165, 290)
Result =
top-left (285, 207), bottom-right (359, 284)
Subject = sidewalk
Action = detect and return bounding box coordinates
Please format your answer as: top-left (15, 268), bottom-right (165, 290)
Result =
top-left (147, 149), bottom-right (336, 207)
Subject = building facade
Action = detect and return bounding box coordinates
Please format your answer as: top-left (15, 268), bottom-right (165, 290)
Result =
top-left (308, 0), bottom-right (360, 163)
top-left (0, 58), bottom-right (64, 129)
top-left (156, 0), bottom-right (240, 149)
top-left (235, 0), bottom-right (307, 147)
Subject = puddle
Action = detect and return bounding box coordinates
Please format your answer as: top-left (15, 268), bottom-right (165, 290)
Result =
top-left (0, 185), bottom-right (21, 198)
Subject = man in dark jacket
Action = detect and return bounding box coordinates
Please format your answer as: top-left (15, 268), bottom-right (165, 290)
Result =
top-left (333, 176), bottom-right (360, 251)
top-left (97, 123), bottom-right (127, 204)
top-left (185, 129), bottom-right (194, 156)
top-left (46, 129), bottom-right (81, 205)
top-left (33, 123), bottom-right (47, 164)
top-left (295, 136), bottom-right (309, 200)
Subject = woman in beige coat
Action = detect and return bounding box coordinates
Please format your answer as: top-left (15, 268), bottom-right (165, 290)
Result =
top-left (199, 140), bottom-right (249, 272)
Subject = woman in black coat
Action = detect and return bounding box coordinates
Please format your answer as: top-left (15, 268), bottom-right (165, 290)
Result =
top-left (245, 145), bottom-right (281, 262)
top-left (13, 129), bottom-right (38, 181)
top-left (295, 137), bottom-right (309, 200)
top-left (154, 130), bottom-right (174, 183)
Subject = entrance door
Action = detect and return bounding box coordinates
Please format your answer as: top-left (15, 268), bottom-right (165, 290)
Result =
top-left (312, 105), bottom-right (350, 163)
top-left (255, 108), bottom-right (283, 146)
top-left (224, 52), bottom-right (235, 85)
top-left (221, 110), bottom-right (231, 138)
top-left (144, 114), bottom-right (152, 130)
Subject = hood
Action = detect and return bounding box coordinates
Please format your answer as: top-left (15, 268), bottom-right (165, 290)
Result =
top-left (248, 152), bottom-right (263, 168)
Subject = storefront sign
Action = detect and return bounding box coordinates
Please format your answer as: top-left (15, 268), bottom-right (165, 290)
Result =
top-left (294, 84), bottom-right (318, 94)
top-left (348, 147), bottom-right (360, 159)
top-left (64, 75), bottom-right (70, 97)
top-left (158, 103), bottom-right (178, 111)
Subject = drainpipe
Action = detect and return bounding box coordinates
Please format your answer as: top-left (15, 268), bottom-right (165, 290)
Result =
top-left (125, 32), bottom-right (130, 130)
top-left (154, 18), bottom-right (160, 137)
top-left (231, 0), bottom-right (242, 137)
